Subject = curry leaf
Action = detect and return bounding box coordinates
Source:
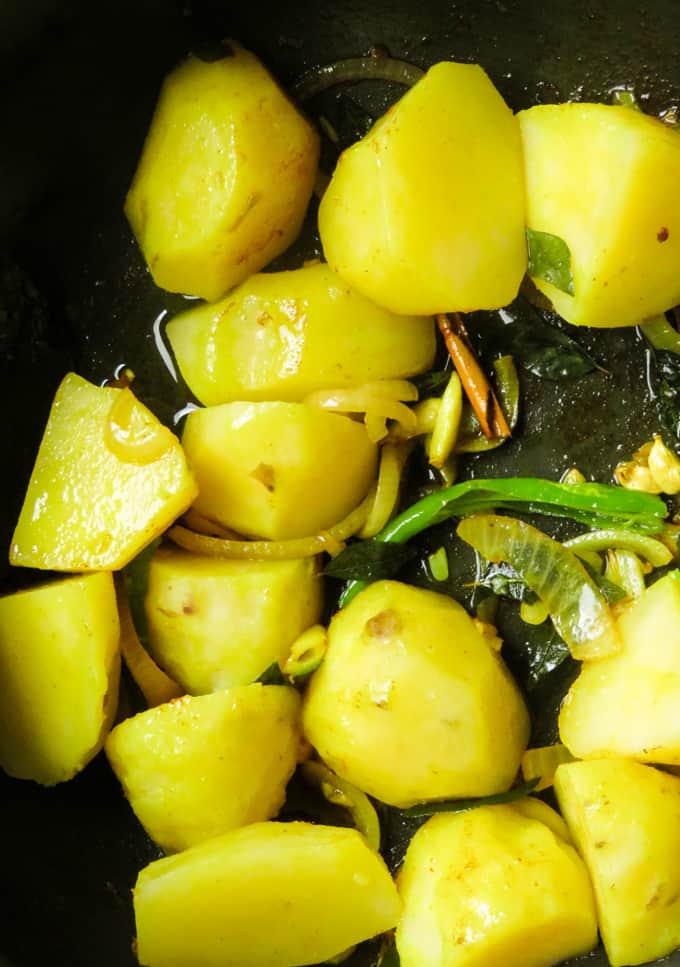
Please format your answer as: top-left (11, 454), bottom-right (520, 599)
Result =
top-left (256, 662), bottom-right (287, 686)
top-left (412, 369), bottom-right (450, 398)
top-left (399, 779), bottom-right (540, 819)
top-left (324, 541), bottom-right (417, 581)
top-left (526, 228), bottom-right (575, 296)
top-left (526, 630), bottom-right (570, 691)
top-left (492, 300), bottom-right (597, 382)
top-left (475, 561), bottom-right (536, 603)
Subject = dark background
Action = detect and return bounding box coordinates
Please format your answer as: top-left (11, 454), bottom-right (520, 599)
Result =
top-left (1, 1), bottom-right (680, 964)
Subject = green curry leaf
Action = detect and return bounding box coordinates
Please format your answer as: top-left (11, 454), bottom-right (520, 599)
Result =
top-left (526, 228), bottom-right (575, 296)
top-left (399, 779), bottom-right (540, 819)
top-left (324, 541), bottom-right (418, 581)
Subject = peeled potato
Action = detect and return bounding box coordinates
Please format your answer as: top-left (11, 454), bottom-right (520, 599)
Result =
top-left (0, 572), bottom-right (120, 785)
top-left (125, 42), bottom-right (319, 302)
top-left (145, 548), bottom-right (322, 692)
top-left (10, 373), bottom-right (196, 572)
top-left (319, 62), bottom-right (526, 315)
top-left (559, 571), bottom-right (680, 763)
top-left (134, 821), bottom-right (401, 967)
top-left (106, 685), bottom-right (304, 852)
top-left (181, 402), bottom-right (377, 540)
top-left (397, 802), bottom-right (597, 967)
top-left (166, 263), bottom-right (436, 406)
top-left (303, 581), bottom-right (530, 807)
top-left (519, 102), bottom-right (680, 327)
top-left (555, 758), bottom-right (680, 966)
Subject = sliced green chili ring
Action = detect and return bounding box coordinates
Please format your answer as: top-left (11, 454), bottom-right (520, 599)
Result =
top-left (302, 761), bottom-right (381, 851)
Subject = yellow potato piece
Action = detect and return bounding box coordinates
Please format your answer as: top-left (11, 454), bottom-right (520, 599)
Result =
top-left (303, 581), bottom-right (529, 807)
top-left (145, 547), bottom-right (322, 692)
top-left (182, 402), bottom-right (377, 540)
top-left (134, 821), bottom-right (401, 967)
top-left (396, 803), bottom-right (597, 967)
top-left (319, 62), bottom-right (526, 315)
top-left (0, 572), bottom-right (120, 785)
top-left (559, 571), bottom-right (680, 763)
top-left (106, 685), bottom-right (304, 852)
top-left (519, 102), bottom-right (680, 327)
top-left (10, 373), bottom-right (197, 571)
top-left (125, 42), bottom-right (319, 302)
top-left (555, 758), bottom-right (680, 966)
top-left (166, 262), bottom-right (436, 405)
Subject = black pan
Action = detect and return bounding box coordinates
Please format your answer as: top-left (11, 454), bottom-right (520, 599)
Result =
top-left (2, 1), bottom-right (680, 964)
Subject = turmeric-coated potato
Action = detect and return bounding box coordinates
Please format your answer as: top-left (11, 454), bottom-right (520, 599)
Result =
top-left (303, 581), bottom-right (530, 806)
top-left (106, 685), bottom-right (304, 852)
top-left (182, 402), bottom-right (377, 540)
top-left (519, 103), bottom-right (680, 327)
top-left (319, 62), bottom-right (526, 315)
top-left (10, 373), bottom-right (197, 571)
top-left (396, 802), bottom-right (597, 967)
top-left (125, 42), bottom-right (319, 302)
top-left (166, 263), bottom-right (436, 405)
top-left (555, 759), bottom-right (680, 966)
top-left (559, 571), bottom-right (680, 763)
top-left (145, 547), bottom-right (322, 692)
top-left (0, 573), bottom-right (120, 785)
top-left (134, 821), bottom-right (401, 967)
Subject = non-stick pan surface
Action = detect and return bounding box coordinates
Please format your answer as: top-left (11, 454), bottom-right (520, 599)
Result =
top-left (2, 1), bottom-right (680, 964)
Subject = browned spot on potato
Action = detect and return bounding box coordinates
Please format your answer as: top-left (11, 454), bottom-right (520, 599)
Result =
top-left (365, 609), bottom-right (402, 640)
top-left (658, 226), bottom-right (670, 242)
top-left (182, 598), bottom-right (196, 615)
top-left (250, 462), bottom-right (276, 492)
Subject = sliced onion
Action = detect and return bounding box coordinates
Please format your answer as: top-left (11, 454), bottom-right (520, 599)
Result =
top-left (457, 514), bottom-right (622, 660)
top-left (305, 380), bottom-right (418, 442)
top-left (292, 55), bottom-right (425, 102)
top-left (116, 585), bottom-right (182, 708)
top-left (167, 491), bottom-right (374, 560)
top-left (105, 388), bottom-right (174, 465)
top-left (359, 442), bottom-right (413, 539)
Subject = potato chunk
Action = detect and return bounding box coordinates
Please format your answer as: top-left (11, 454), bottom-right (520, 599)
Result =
top-left (10, 373), bottom-right (197, 571)
top-left (555, 759), bottom-right (680, 966)
top-left (396, 802), bottom-right (597, 967)
top-left (559, 571), bottom-right (680, 763)
top-left (125, 42), bottom-right (319, 302)
top-left (302, 581), bottom-right (529, 807)
top-left (145, 547), bottom-right (322, 692)
top-left (134, 821), bottom-right (401, 967)
top-left (319, 62), bottom-right (526, 315)
top-left (166, 263), bottom-right (436, 406)
top-left (182, 402), bottom-right (377, 540)
top-left (106, 685), bottom-right (303, 852)
top-left (0, 572), bottom-right (120, 785)
top-left (519, 103), bottom-right (680, 327)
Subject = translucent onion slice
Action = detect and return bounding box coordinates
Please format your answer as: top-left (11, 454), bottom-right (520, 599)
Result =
top-left (305, 380), bottom-right (418, 443)
top-left (359, 443), bottom-right (413, 539)
top-left (301, 761), bottom-right (381, 852)
top-left (116, 584), bottom-right (182, 707)
top-left (604, 549), bottom-right (647, 600)
top-left (167, 491), bottom-right (374, 560)
top-left (457, 514), bottom-right (622, 660)
top-left (105, 388), bottom-right (174, 465)
top-left (521, 744), bottom-right (575, 792)
top-left (292, 55), bottom-right (425, 102)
